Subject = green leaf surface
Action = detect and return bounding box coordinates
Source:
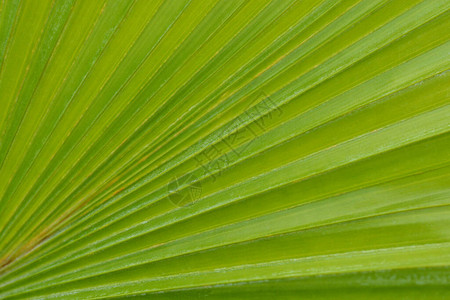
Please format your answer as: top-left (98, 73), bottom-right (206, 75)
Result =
top-left (0, 0), bottom-right (449, 299)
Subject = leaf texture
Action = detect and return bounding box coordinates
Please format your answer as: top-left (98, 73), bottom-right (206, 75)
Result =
top-left (0, 0), bottom-right (449, 299)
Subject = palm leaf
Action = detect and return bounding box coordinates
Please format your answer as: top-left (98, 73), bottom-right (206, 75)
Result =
top-left (0, 0), bottom-right (449, 298)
